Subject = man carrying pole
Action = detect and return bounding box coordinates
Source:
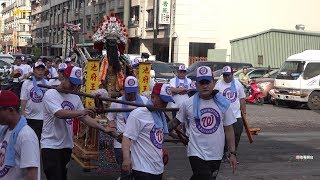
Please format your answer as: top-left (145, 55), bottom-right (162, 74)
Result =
top-left (168, 66), bottom-right (238, 180)
top-left (40, 66), bottom-right (116, 180)
top-left (107, 76), bottom-right (148, 179)
top-left (122, 83), bottom-right (175, 180)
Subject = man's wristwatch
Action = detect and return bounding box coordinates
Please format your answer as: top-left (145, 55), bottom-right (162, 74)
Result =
top-left (229, 151), bottom-right (237, 157)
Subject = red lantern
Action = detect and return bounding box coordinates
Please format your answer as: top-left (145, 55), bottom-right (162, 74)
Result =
top-left (123, 28), bottom-right (127, 32)
top-left (107, 16), bottom-right (110, 20)
top-left (111, 12), bottom-right (115, 17)
top-left (127, 39), bottom-right (131, 43)
top-left (88, 35), bottom-right (92, 39)
top-left (93, 30), bottom-right (96, 33)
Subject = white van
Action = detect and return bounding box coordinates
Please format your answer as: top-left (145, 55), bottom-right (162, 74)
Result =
top-left (273, 50), bottom-right (320, 110)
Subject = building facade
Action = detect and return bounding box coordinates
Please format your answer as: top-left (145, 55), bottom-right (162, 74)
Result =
top-left (230, 29), bottom-right (320, 68)
top-left (30, 0), bottom-right (125, 56)
top-left (30, 0), bottom-right (320, 65)
top-left (1, 0), bottom-right (31, 54)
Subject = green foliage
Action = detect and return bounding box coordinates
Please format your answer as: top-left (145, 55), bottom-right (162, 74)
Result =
top-left (31, 47), bottom-right (41, 59)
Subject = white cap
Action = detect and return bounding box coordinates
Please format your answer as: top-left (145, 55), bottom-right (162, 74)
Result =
top-left (58, 63), bottom-right (68, 71)
top-left (152, 83), bottom-right (175, 103)
top-left (124, 76), bottom-right (138, 93)
top-left (178, 65), bottom-right (187, 71)
top-left (222, 66), bottom-right (233, 75)
top-left (34, 61), bottom-right (46, 68)
top-left (196, 66), bottom-right (212, 82)
top-left (64, 66), bottom-right (82, 85)
top-left (65, 57), bottom-right (72, 63)
top-left (131, 57), bottom-right (141, 67)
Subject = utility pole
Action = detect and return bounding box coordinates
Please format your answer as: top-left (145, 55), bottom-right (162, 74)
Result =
top-left (124, 0), bottom-right (129, 53)
top-left (168, 0), bottom-right (174, 63)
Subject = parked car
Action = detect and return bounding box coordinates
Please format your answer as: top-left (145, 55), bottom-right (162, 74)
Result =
top-left (168, 62), bottom-right (185, 74)
top-left (187, 61), bottom-right (253, 80)
top-left (0, 54), bottom-right (14, 76)
top-left (255, 69), bottom-right (279, 103)
top-left (233, 67), bottom-right (276, 80)
top-left (149, 61), bottom-right (175, 83)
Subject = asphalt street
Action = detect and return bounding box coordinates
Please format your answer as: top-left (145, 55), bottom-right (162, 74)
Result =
top-left (42, 104), bottom-right (320, 180)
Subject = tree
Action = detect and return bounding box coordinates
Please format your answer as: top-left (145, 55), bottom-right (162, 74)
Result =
top-left (31, 47), bottom-right (41, 60)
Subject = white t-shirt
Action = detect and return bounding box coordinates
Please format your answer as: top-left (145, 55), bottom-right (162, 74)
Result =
top-left (107, 95), bottom-right (148, 148)
top-left (20, 79), bottom-right (49, 120)
top-left (47, 67), bottom-right (59, 85)
top-left (10, 65), bottom-right (29, 83)
top-left (214, 79), bottom-right (246, 118)
top-left (169, 77), bottom-right (192, 108)
top-left (123, 107), bottom-right (164, 175)
top-left (23, 64), bottom-right (32, 75)
top-left (0, 125), bottom-right (40, 180)
top-left (176, 96), bottom-right (236, 160)
top-left (41, 89), bottom-right (84, 149)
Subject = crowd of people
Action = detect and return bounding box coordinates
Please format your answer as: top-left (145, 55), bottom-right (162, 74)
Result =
top-left (0, 54), bottom-right (247, 180)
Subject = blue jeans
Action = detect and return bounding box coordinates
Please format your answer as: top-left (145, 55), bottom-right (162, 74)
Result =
top-left (114, 148), bottom-right (132, 180)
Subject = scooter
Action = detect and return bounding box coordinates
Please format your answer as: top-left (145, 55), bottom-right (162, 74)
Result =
top-left (245, 79), bottom-right (264, 105)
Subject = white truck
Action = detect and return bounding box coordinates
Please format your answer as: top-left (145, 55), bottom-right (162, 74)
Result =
top-left (273, 50), bottom-right (320, 110)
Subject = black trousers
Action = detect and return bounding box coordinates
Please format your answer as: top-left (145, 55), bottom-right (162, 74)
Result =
top-left (27, 119), bottom-right (43, 142)
top-left (189, 156), bottom-right (221, 180)
top-left (224, 117), bottom-right (244, 153)
top-left (132, 170), bottom-right (162, 180)
top-left (41, 148), bottom-right (72, 180)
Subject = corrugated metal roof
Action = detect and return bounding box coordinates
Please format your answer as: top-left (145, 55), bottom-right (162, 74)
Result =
top-left (230, 29), bottom-right (320, 43)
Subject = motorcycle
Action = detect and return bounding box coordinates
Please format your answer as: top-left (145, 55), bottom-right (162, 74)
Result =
top-left (245, 79), bottom-right (264, 105)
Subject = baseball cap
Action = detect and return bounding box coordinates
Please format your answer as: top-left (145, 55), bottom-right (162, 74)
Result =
top-left (124, 76), bottom-right (138, 93)
top-left (0, 90), bottom-right (19, 107)
top-left (178, 65), bottom-right (187, 71)
top-left (58, 63), bottom-right (68, 71)
top-left (34, 61), bottom-right (46, 68)
top-left (131, 57), bottom-right (141, 68)
top-left (188, 81), bottom-right (197, 93)
top-left (222, 66), bottom-right (233, 75)
top-left (65, 57), bottom-right (72, 63)
top-left (196, 66), bottom-right (212, 82)
top-left (152, 83), bottom-right (175, 103)
top-left (64, 66), bottom-right (83, 85)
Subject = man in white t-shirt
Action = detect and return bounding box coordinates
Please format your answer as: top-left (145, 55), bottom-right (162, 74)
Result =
top-left (10, 56), bottom-right (30, 98)
top-left (122, 83), bottom-right (175, 180)
top-left (168, 66), bottom-right (238, 180)
top-left (0, 90), bottom-right (40, 180)
top-left (48, 63), bottom-right (67, 87)
top-left (20, 62), bottom-right (48, 141)
top-left (107, 76), bottom-right (148, 179)
top-left (44, 58), bottom-right (59, 85)
top-left (215, 66), bottom-right (246, 160)
top-left (169, 65), bottom-right (191, 109)
top-left (41, 66), bottom-right (116, 180)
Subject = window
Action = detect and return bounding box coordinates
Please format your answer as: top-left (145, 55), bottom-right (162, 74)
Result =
top-left (303, 63), bottom-right (320, 80)
top-left (20, 25), bottom-right (25, 31)
top-left (189, 43), bottom-right (215, 57)
top-left (146, 9), bottom-right (154, 28)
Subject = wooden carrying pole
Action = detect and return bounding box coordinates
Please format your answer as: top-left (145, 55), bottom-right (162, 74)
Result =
top-left (241, 111), bottom-right (253, 143)
top-left (38, 84), bottom-right (179, 112)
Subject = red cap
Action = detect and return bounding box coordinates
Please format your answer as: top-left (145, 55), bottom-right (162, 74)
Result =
top-left (0, 90), bottom-right (19, 107)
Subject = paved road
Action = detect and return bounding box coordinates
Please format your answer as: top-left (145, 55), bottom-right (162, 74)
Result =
top-left (56, 104), bottom-right (320, 180)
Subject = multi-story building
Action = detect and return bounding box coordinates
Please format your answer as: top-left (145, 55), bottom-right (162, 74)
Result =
top-left (128, 0), bottom-right (320, 66)
top-left (1, 0), bottom-right (32, 54)
top-left (31, 0), bottom-right (125, 56)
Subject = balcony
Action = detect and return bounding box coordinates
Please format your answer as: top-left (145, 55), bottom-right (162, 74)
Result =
top-left (2, 3), bottom-right (15, 14)
top-left (4, 16), bottom-right (14, 23)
